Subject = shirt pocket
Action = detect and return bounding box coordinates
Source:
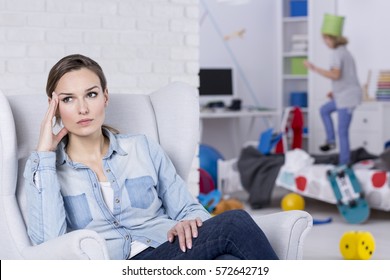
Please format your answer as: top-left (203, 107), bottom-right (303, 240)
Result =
top-left (63, 193), bottom-right (93, 229)
top-left (125, 176), bottom-right (156, 209)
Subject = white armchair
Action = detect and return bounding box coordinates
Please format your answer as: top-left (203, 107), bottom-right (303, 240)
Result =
top-left (0, 82), bottom-right (312, 260)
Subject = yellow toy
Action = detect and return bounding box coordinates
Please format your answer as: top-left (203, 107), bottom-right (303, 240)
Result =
top-left (339, 231), bottom-right (375, 260)
top-left (281, 193), bottom-right (305, 211)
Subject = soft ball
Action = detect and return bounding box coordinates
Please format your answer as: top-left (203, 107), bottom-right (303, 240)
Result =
top-left (199, 168), bottom-right (215, 195)
top-left (199, 144), bottom-right (224, 187)
top-left (339, 231), bottom-right (375, 260)
top-left (281, 193), bottom-right (305, 211)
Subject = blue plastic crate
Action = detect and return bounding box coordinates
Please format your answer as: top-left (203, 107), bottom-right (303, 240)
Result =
top-left (290, 0), bottom-right (307, 17)
top-left (290, 92), bottom-right (307, 107)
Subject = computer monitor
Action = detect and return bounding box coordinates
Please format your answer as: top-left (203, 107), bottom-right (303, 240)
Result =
top-left (198, 68), bottom-right (236, 106)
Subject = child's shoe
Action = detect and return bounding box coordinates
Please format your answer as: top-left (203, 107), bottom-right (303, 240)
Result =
top-left (319, 143), bottom-right (336, 152)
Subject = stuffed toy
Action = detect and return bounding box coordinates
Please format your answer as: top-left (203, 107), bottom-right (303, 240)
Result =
top-left (198, 190), bottom-right (244, 215)
top-left (213, 198), bottom-right (244, 215)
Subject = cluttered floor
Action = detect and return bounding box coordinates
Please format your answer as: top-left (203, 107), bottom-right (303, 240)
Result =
top-left (201, 143), bottom-right (390, 259)
top-left (242, 187), bottom-right (390, 260)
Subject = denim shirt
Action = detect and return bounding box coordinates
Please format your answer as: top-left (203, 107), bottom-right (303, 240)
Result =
top-left (24, 129), bottom-right (211, 260)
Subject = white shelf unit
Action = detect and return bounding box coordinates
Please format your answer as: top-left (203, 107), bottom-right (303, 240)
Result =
top-left (276, 0), bottom-right (338, 153)
top-left (277, 0), bottom-right (309, 150)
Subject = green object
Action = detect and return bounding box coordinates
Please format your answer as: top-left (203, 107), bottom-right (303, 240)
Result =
top-left (291, 57), bottom-right (307, 75)
top-left (322, 13), bottom-right (344, 36)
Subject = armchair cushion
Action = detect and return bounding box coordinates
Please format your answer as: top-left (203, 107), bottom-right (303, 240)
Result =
top-left (253, 210), bottom-right (313, 260)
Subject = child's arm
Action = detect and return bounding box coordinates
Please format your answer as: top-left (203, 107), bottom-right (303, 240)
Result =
top-left (304, 60), bottom-right (341, 80)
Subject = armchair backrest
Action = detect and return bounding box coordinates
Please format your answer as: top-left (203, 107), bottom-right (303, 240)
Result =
top-left (0, 82), bottom-right (200, 259)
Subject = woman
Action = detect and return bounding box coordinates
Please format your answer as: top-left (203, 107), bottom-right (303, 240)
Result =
top-left (304, 14), bottom-right (362, 165)
top-left (24, 54), bottom-right (278, 260)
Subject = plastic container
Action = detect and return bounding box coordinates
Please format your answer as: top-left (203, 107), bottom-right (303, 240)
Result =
top-left (290, 57), bottom-right (307, 75)
top-left (322, 14), bottom-right (344, 36)
top-left (290, 92), bottom-right (308, 107)
top-left (290, 0), bottom-right (307, 17)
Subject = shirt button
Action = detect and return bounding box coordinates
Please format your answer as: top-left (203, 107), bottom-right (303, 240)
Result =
top-left (115, 198), bottom-right (120, 203)
top-left (106, 169), bottom-right (111, 173)
top-left (146, 239), bottom-right (151, 244)
top-left (125, 235), bottom-right (130, 240)
top-left (112, 179), bottom-right (116, 183)
top-left (114, 221), bottom-right (119, 226)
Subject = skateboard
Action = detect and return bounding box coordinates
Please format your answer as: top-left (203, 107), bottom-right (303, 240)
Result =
top-left (326, 165), bottom-right (370, 224)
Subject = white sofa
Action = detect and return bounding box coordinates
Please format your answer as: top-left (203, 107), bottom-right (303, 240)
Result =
top-left (0, 82), bottom-right (312, 259)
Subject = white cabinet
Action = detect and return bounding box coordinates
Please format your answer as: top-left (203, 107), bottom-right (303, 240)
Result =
top-left (349, 102), bottom-right (390, 155)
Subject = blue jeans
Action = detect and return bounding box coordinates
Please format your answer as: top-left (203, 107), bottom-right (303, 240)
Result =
top-left (320, 100), bottom-right (353, 165)
top-left (131, 210), bottom-right (279, 260)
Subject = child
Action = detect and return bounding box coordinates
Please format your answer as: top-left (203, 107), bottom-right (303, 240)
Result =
top-left (304, 14), bottom-right (362, 165)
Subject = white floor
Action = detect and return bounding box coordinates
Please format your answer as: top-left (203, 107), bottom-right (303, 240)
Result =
top-left (239, 187), bottom-right (390, 260)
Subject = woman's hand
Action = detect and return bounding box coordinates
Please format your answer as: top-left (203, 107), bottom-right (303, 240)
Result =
top-left (327, 91), bottom-right (334, 99)
top-left (167, 218), bottom-right (203, 253)
top-left (36, 92), bottom-right (68, 152)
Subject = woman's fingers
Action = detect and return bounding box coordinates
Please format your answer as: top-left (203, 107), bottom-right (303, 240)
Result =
top-left (195, 217), bottom-right (203, 228)
top-left (175, 222), bottom-right (187, 252)
top-left (37, 92), bottom-right (64, 152)
top-left (44, 92), bottom-right (57, 121)
top-left (167, 219), bottom-right (202, 253)
top-left (190, 220), bottom-right (199, 238)
top-left (167, 227), bottom-right (184, 251)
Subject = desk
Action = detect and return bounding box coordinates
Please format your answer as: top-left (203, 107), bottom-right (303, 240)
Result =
top-left (200, 108), bottom-right (278, 120)
top-left (200, 108), bottom-right (278, 158)
top-left (200, 108), bottom-right (278, 136)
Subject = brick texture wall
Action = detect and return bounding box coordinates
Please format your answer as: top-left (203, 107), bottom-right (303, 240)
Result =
top-left (0, 0), bottom-right (199, 95)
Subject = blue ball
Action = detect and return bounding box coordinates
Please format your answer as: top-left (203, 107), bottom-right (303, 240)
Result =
top-left (199, 144), bottom-right (224, 187)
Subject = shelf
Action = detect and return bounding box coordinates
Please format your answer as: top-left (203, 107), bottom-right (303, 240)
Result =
top-left (200, 108), bottom-right (278, 119)
top-left (283, 51), bottom-right (308, 57)
top-left (283, 106), bottom-right (308, 113)
top-left (283, 16), bottom-right (308, 23)
top-left (283, 75), bottom-right (307, 80)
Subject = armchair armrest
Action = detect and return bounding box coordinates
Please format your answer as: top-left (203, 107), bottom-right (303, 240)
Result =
top-left (21, 230), bottom-right (109, 260)
top-left (252, 210), bottom-right (313, 260)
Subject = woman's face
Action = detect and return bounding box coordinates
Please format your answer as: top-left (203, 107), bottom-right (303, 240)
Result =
top-left (54, 68), bottom-right (108, 137)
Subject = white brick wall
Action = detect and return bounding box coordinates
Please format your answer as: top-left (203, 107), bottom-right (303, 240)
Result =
top-left (0, 0), bottom-right (200, 196)
top-left (0, 0), bottom-right (199, 95)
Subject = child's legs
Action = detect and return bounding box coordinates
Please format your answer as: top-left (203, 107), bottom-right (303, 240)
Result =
top-left (133, 210), bottom-right (278, 260)
top-left (320, 100), bottom-right (337, 144)
top-left (337, 108), bottom-right (353, 165)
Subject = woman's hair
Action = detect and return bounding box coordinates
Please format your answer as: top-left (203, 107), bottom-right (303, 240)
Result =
top-left (47, 54), bottom-right (119, 134)
top-left (323, 34), bottom-right (348, 48)
top-left (46, 54), bottom-right (107, 98)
